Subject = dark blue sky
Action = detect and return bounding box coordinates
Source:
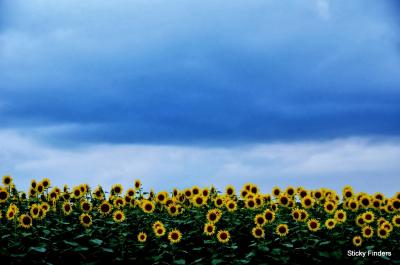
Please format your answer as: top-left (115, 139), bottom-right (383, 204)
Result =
top-left (1, 0), bottom-right (400, 145)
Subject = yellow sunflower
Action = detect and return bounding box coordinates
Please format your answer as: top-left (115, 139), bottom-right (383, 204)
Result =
top-left (362, 211), bottom-right (374, 223)
top-left (154, 226), bottom-right (166, 237)
top-left (80, 200), bottom-right (92, 213)
top-left (192, 195), bottom-right (206, 207)
top-left (206, 209), bottom-right (222, 223)
top-left (225, 185), bottom-right (235, 197)
top-left (113, 210), bottom-right (125, 223)
top-left (19, 214), bottom-right (33, 229)
top-left (307, 219), bottom-right (320, 232)
top-left (0, 188), bottom-right (9, 203)
top-left (334, 210), bottom-right (347, 223)
top-left (111, 184), bottom-right (123, 195)
top-left (254, 214), bottom-right (267, 227)
top-left (245, 198), bottom-right (257, 209)
top-left (252, 226), bottom-right (265, 239)
top-left (41, 178), bottom-right (51, 189)
top-left (2, 175), bottom-right (13, 186)
top-left (352, 236), bottom-right (362, 247)
top-left (377, 227), bottom-right (389, 239)
top-left (168, 229), bottom-right (182, 244)
top-left (167, 204), bottom-right (180, 216)
top-left (271, 187), bottom-right (281, 198)
top-left (98, 201), bottom-right (112, 215)
top-left (392, 215), bottom-right (400, 228)
top-left (226, 200), bottom-right (237, 212)
top-left (134, 179), bottom-right (142, 189)
top-left (216, 230), bottom-right (230, 243)
top-left (204, 223), bottom-right (215, 236)
top-left (263, 209), bottom-right (276, 223)
top-left (362, 226), bottom-right (373, 239)
top-left (214, 196), bottom-right (225, 208)
top-left (142, 200), bottom-right (155, 214)
top-left (301, 195), bottom-right (314, 209)
top-left (276, 224), bottom-right (289, 237)
top-left (113, 197), bottom-right (126, 209)
top-left (62, 202), bottom-right (73, 215)
top-left (325, 218), bottom-right (336, 230)
top-left (137, 232), bottom-right (147, 243)
top-left (79, 213), bottom-right (92, 228)
top-left (324, 201), bottom-right (337, 214)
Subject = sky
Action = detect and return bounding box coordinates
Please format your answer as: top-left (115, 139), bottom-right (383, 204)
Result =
top-left (0, 0), bottom-right (399, 195)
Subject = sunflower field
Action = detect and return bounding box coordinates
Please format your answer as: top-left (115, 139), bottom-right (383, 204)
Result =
top-left (0, 176), bottom-right (399, 264)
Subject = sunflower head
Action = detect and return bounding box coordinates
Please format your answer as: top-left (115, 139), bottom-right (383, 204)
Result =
top-left (307, 219), bottom-right (320, 232)
top-left (99, 201), bottom-right (112, 215)
top-left (203, 223), bottom-right (215, 236)
top-left (141, 200), bottom-right (155, 213)
top-left (111, 184), bottom-right (123, 195)
top-left (263, 209), bottom-right (276, 223)
top-left (137, 232), bottom-right (147, 243)
top-left (113, 210), bottom-right (125, 223)
top-left (377, 227), bottom-right (389, 239)
top-left (168, 229), bottom-right (182, 244)
top-left (334, 210), bottom-right (347, 223)
top-left (276, 224), bottom-right (289, 237)
top-left (0, 188), bottom-right (9, 203)
top-left (325, 218), bottom-right (336, 230)
top-left (2, 175), bottom-right (13, 186)
top-left (352, 236), bottom-right (362, 247)
top-left (19, 214), bottom-right (33, 229)
top-left (80, 201), bottom-right (92, 212)
top-left (62, 202), bottom-right (73, 215)
top-left (79, 213), bottom-right (92, 228)
top-left (154, 226), bottom-right (166, 237)
top-left (226, 200), bottom-right (237, 212)
top-left (252, 226), bottom-right (265, 239)
top-left (362, 226), bottom-right (373, 238)
top-left (392, 215), bottom-right (400, 228)
top-left (254, 214), bottom-right (266, 227)
top-left (41, 178), bottom-right (51, 189)
top-left (301, 195), bottom-right (314, 209)
top-left (216, 230), bottom-right (230, 243)
top-left (207, 209), bottom-right (222, 223)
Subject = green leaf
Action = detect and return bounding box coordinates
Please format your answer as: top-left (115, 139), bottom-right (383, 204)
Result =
top-left (174, 259), bottom-right (186, 265)
top-left (74, 246), bottom-right (89, 252)
top-left (319, 241), bottom-right (331, 246)
top-left (102, 248), bottom-right (114, 253)
top-left (63, 240), bottom-right (79, 247)
top-left (29, 247), bottom-right (46, 253)
top-left (89, 239), bottom-right (103, 246)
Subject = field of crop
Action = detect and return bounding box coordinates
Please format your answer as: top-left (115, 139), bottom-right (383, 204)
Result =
top-left (0, 175), bottom-right (399, 264)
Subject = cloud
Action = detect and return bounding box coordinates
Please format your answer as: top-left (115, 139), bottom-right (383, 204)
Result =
top-left (0, 0), bottom-right (400, 145)
top-left (1, 129), bottom-right (399, 195)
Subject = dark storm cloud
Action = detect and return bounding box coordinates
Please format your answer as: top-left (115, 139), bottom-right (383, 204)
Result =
top-left (0, 0), bottom-right (399, 145)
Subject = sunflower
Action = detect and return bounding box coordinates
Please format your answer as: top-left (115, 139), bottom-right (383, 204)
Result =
top-left (245, 198), bottom-right (256, 209)
top-left (113, 210), bottom-right (125, 223)
top-left (41, 202), bottom-right (50, 213)
top-left (325, 218), bottom-right (336, 230)
top-left (213, 196), bottom-right (224, 208)
top-left (392, 215), bottom-right (400, 228)
top-left (167, 204), bottom-right (180, 216)
top-left (391, 199), bottom-right (400, 211)
top-left (298, 189), bottom-right (308, 199)
top-left (226, 200), bottom-right (237, 212)
top-left (41, 178), bottom-right (51, 189)
top-left (168, 229), bottom-right (182, 244)
top-left (137, 232), bottom-right (147, 243)
top-left (134, 179), bottom-right (142, 189)
top-left (381, 222), bottom-right (393, 232)
top-left (191, 186), bottom-right (201, 196)
top-left (263, 209), bottom-right (276, 223)
top-left (240, 189), bottom-right (248, 198)
top-left (272, 187), bottom-right (281, 198)
top-left (0, 188), bottom-right (9, 203)
top-left (111, 184), bottom-right (123, 195)
top-left (362, 226), bottom-right (373, 239)
top-left (152, 221), bottom-right (164, 230)
top-left (141, 200), bottom-right (155, 213)
top-left (250, 185), bottom-right (259, 194)
top-left (99, 201), bottom-right (112, 215)
top-left (252, 226), bottom-right (265, 239)
top-left (80, 200), bottom-right (92, 212)
top-left (377, 227), bottom-right (389, 239)
top-left (62, 202), bottom-right (73, 215)
top-left (19, 214), bottom-right (33, 229)
top-left (276, 224), bottom-right (289, 237)
top-left (72, 186), bottom-right (82, 199)
top-left (6, 209), bottom-right (16, 221)
top-left (216, 230), bottom-right (230, 243)
top-left (324, 201), bottom-right (336, 214)
top-left (224, 185), bottom-right (235, 197)
top-left (254, 214), bottom-right (267, 227)
top-left (79, 213), bottom-right (92, 228)
top-left (292, 208), bottom-right (301, 221)
top-left (355, 215), bottom-right (365, 227)
top-left (204, 223), bottom-right (215, 236)
top-left (362, 211), bottom-right (374, 223)
top-left (285, 186), bottom-right (295, 197)
top-left (278, 194), bottom-right (290, 207)
top-left (207, 209), bottom-right (222, 223)
top-left (113, 197), bottom-right (126, 208)
top-left (154, 226), bottom-right (166, 237)
top-left (342, 188), bottom-right (353, 200)
top-left (202, 188), bottom-right (210, 198)
top-left (372, 199), bottom-right (381, 209)
top-left (36, 184), bottom-right (44, 194)
top-left (93, 187), bottom-right (104, 200)
top-left (348, 199), bottom-right (359, 212)
top-left (156, 191), bottom-right (168, 204)
top-left (126, 188), bottom-right (135, 198)
top-left (2, 175), bottom-right (12, 186)
top-left (352, 236), bottom-right (362, 247)
top-left (359, 195), bottom-right (371, 208)
top-left (307, 219), bottom-right (320, 232)
top-left (192, 195), bottom-right (206, 207)
top-left (30, 205), bottom-right (40, 219)
top-left (183, 188), bottom-right (193, 199)
top-left (301, 195), bottom-right (314, 209)
top-left (334, 210), bottom-right (347, 223)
